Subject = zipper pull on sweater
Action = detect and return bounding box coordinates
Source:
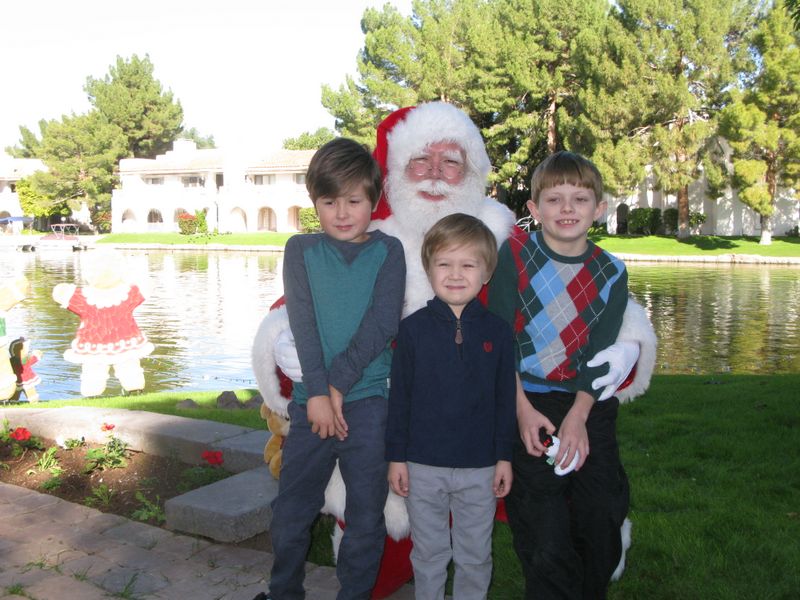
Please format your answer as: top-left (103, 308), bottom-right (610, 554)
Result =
top-left (455, 319), bottom-right (463, 345)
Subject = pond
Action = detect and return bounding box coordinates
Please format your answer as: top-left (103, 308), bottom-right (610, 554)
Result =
top-left (1, 248), bottom-right (282, 401)
top-left (1, 248), bottom-right (798, 401)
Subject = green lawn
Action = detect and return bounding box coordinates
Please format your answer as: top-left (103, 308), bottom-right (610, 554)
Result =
top-left (95, 231), bottom-right (800, 257)
top-left (591, 233), bottom-right (800, 257)
top-left (7, 374), bottom-right (799, 599)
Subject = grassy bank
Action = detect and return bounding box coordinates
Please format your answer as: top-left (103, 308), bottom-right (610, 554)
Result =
top-left (94, 231), bottom-right (800, 257)
top-left (9, 373), bottom-right (799, 598)
top-left (591, 233), bottom-right (800, 257)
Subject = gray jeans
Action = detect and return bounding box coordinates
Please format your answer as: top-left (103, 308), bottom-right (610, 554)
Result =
top-left (406, 462), bottom-right (496, 600)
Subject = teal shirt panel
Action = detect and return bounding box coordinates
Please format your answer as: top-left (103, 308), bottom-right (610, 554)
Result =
top-left (292, 239), bottom-right (393, 405)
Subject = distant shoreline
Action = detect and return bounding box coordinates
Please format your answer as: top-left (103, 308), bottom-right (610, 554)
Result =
top-left (3, 234), bottom-right (799, 265)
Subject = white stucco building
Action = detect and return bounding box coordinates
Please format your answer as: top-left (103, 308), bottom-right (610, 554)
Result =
top-left (3, 139), bottom-right (798, 237)
top-left (605, 167), bottom-right (798, 236)
top-left (0, 156), bottom-right (46, 233)
top-left (111, 140), bottom-right (315, 233)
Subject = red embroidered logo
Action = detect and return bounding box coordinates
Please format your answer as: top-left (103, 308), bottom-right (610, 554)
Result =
top-left (483, 341), bottom-right (493, 352)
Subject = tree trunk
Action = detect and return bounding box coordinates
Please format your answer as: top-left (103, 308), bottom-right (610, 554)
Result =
top-left (677, 184), bottom-right (690, 239)
top-left (762, 160), bottom-right (776, 245)
top-left (547, 94), bottom-right (557, 153)
top-left (759, 213), bottom-right (772, 245)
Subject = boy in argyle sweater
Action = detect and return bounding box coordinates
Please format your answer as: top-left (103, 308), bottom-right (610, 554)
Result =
top-left (488, 151), bottom-right (631, 599)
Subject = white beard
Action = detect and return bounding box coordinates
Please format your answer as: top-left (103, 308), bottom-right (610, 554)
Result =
top-left (384, 170), bottom-right (487, 242)
top-left (370, 171), bottom-right (516, 317)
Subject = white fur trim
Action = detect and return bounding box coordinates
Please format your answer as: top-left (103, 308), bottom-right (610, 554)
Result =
top-left (251, 306), bottom-right (291, 417)
top-left (387, 102), bottom-right (491, 182)
top-left (82, 284), bottom-right (135, 308)
top-left (331, 521), bottom-right (344, 563)
top-left (383, 489), bottom-right (411, 540)
top-left (322, 463), bottom-right (346, 521)
top-left (373, 197), bottom-right (516, 317)
top-left (611, 517), bottom-right (632, 581)
top-left (323, 463), bottom-right (411, 542)
top-left (615, 299), bottom-right (657, 403)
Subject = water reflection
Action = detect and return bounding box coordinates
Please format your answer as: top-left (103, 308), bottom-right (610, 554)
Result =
top-left (1, 249), bottom-right (797, 400)
top-left (627, 263), bottom-right (800, 375)
top-left (1, 248), bottom-right (282, 400)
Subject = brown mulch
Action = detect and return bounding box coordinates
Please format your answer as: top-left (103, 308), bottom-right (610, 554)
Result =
top-left (0, 433), bottom-right (273, 552)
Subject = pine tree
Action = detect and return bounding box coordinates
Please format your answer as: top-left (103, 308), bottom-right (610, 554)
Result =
top-left (282, 128), bottom-right (336, 150)
top-left (25, 112), bottom-right (127, 219)
top-left (85, 54), bottom-right (184, 159)
top-left (718, 3), bottom-right (800, 244)
top-left (570, 0), bottom-right (758, 238)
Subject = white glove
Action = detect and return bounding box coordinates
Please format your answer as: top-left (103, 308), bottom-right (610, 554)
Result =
top-left (586, 341), bottom-right (640, 401)
top-left (274, 328), bottom-right (303, 383)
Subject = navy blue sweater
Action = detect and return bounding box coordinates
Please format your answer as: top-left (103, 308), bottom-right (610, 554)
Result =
top-left (385, 296), bottom-right (517, 468)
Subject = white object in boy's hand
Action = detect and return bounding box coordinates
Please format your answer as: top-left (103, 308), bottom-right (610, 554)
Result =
top-left (544, 434), bottom-right (580, 476)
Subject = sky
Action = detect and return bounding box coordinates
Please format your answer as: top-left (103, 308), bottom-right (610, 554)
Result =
top-left (1, 0), bottom-right (411, 157)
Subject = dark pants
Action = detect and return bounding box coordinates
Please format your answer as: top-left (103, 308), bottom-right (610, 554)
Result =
top-left (268, 396), bottom-right (389, 600)
top-left (506, 392), bottom-right (630, 600)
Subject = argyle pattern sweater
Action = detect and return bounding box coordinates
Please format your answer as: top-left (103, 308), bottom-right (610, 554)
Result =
top-left (488, 230), bottom-right (628, 400)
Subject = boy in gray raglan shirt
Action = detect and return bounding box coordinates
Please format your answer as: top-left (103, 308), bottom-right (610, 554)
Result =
top-left (262, 138), bottom-right (406, 600)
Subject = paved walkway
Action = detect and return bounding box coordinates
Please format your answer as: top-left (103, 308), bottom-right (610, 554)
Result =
top-left (0, 407), bottom-right (415, 600)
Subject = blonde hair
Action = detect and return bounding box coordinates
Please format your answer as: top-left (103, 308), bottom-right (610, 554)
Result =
top-left (421, 213), bottom-right (498, 274)
top-left (530, 151), bottom-right (603, 205)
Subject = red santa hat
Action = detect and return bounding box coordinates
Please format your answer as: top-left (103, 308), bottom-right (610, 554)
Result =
top-left (372, 102), bottom-right (491, 220)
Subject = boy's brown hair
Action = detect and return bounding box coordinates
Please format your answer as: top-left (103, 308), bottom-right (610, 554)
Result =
top-left (421, 213), bottom-right (498, 274)
top-left (305, 138), bottom-right (383, 206)
top-left (530, 150), bottom-right (604, 205)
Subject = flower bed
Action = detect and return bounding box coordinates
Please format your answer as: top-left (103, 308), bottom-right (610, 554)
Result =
top-left (0, 421), bottom-right (230, 527)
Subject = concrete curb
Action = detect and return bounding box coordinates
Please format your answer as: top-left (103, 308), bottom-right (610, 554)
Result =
top-left (0, 406), bottom-right (276, 541)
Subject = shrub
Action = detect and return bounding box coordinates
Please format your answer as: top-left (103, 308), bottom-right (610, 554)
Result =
top-left (689, 211), bottom-right (707, 230)
top-left (663, 208), bottom-right (679, 234)
top-left (299, 207), bottom-right (320, 233)
top-left (177, 212), bottom-right (197, 235)
top-left (194, 210), bottom-right (208, 234)
top-left (93, 210), bottom-right (112, 233)
top-left (663, 208), bottom-right (706, 234)
top-left (628, 207), bottom-right (662, 235)
top-left (588, 221), bottom-right (607, 235)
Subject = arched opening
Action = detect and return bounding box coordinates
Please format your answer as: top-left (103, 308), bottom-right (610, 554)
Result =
top-left (229, 207), bottom-right (247, 233)
top-left (121, 209), bottom-right (137, 233)
top-left (616, 204), bottom-right (629, 235)
top-left (147, 209), bottom-right (164, 231)
top-left (288, 206), bottom-right (301, 231)
top-left (258, 207), bottom-right (277, 232)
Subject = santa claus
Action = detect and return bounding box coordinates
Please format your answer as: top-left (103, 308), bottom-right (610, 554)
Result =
top-left (252, 101), bottom-right (656, 597)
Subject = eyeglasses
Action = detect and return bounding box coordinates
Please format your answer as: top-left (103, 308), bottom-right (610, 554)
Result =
top-left (406, 156), bottom-right (465, 181)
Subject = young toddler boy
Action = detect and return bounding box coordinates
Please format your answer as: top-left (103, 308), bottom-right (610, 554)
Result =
top-left (385, 212), bottom-right (516, 600)
top-left (262, 137), bottom-right (406, 600)
top-left (487, 151), bottom-right (631, 599)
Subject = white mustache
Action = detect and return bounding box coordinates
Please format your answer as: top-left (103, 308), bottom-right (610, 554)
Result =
top-left (413, 179), bottom-right (459, 197)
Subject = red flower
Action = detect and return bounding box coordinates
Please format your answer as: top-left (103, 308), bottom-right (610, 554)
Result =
top-left (483, 341), bottom-right (493, 353)
top-left (101, 423), bottom-right (115, 431)
top-left (201, 450), bottom-right (224, 466)
top-left (9, 427), bottom-right (31, 442)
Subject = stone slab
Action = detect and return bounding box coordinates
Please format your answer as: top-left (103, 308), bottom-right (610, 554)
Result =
top-left (212, 428), bottom-right (271, 472)
top-left (165, 466), bottom-right (278, 542)
top-left (0, 406), bottom-right (264, 470)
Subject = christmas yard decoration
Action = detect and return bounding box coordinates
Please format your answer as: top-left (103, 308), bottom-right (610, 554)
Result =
top-left (52, 250), bottom-right (154, 397)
